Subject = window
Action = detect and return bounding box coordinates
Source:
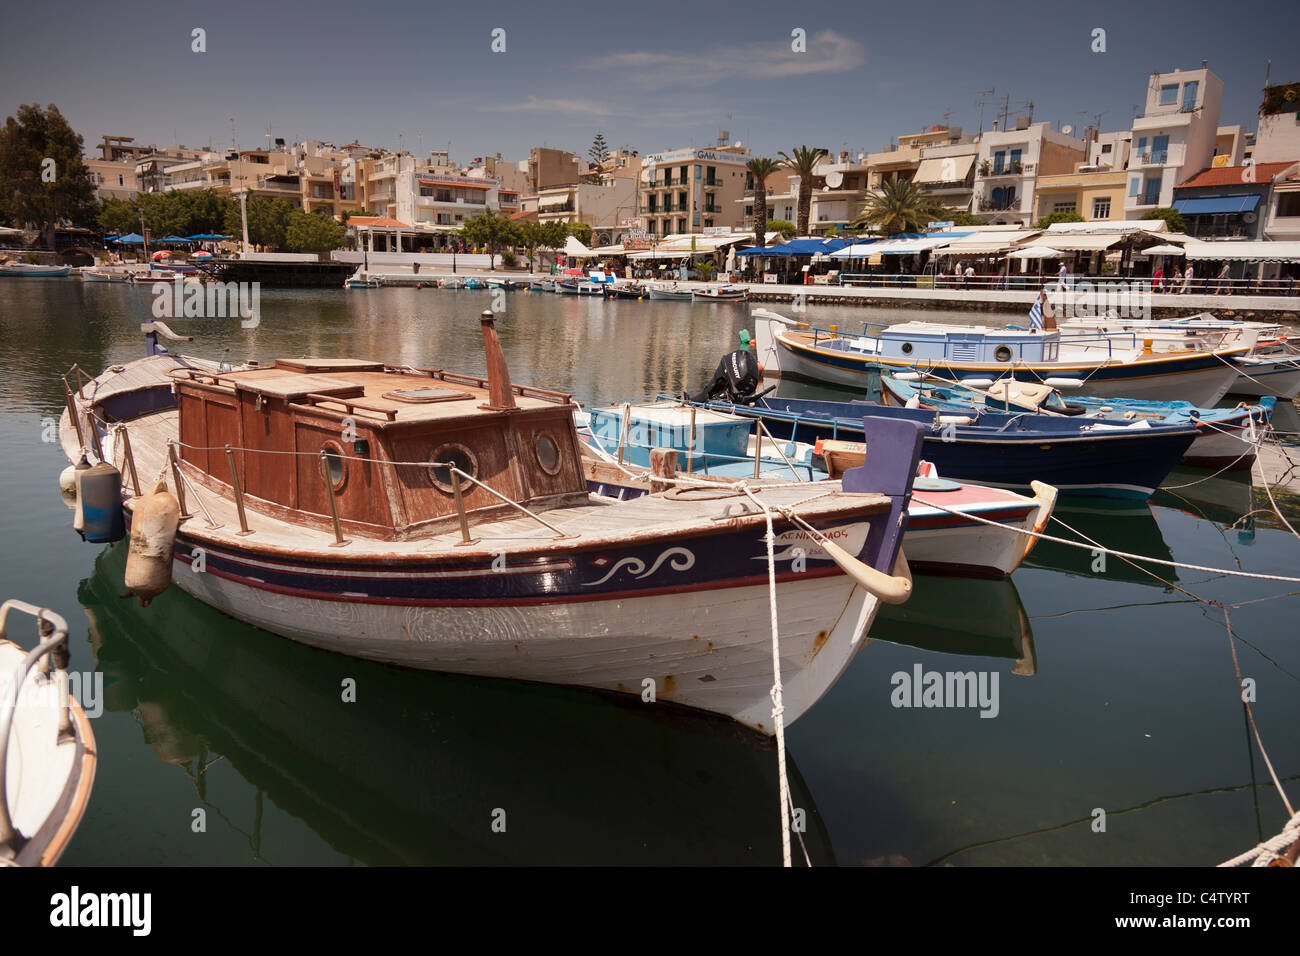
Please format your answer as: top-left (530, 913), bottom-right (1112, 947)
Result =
top-left (1143, 176), bottom-right (1161, 206)
top-left (1053, 201), bottom-right (1077, 213)
top-left (1278, 193), bottom-right (1300, 217)
top-left (677, 218), bottom-right (685, 233)
top-left (680, 165), bottom-right (688, 182)
top-left (993, 150), bottom-right (1006, 174)
top-left (1101, 143), bottom-right (1113, 154)
top-left (1009, 149), bottom-right (1022, 170)
top-left (706, 165), bottom-right (717, 185)
top-left (1136, 137), bottom-right (1148, 159)
top-left (745, 172), bottom-right (753, 189)
top-left (1181, 81), bottom-right (1199, 111)
top-left (428, 443), bottom-right (478, 493)
top-left (744, 204), bottom-right (753, 217)
top-left (534, 433), bottom-right (562, 475)
top-left (695, 165), bottom-right (701, 181)
top-left (1092, 197), bottom-right (1111, 218)
top-left (419, 185), bottom-right (432, 197)
top-left (1160, 84), bottom-right (1178, 105)
top-left (1151, 135), bottom-right (1169, 165)
top-left (320, 442), bottom-right (347, 493)
top-left (118, 174), bottom-right (124, 186)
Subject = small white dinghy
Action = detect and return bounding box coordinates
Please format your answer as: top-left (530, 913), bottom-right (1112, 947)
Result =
top-left (1, 601), bottom-right (97, 866)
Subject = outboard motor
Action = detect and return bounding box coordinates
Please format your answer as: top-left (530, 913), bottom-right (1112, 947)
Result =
top-left (686, 330), bottom-right (775, 405)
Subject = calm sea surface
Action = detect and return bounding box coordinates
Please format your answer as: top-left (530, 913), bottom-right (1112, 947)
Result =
top-left (2, 279), bottom-right (1298, 865)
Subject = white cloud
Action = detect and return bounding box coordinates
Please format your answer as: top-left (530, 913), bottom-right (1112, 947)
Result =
top-left (585, 30), bottom-right (865, 88)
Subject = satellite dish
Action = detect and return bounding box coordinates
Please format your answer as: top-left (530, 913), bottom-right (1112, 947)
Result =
top-left (825, 170), bottom-right (844, 188)
top-left (1243, 211), bottom-right (1257, 223)
top-left (822, 185), bottom-right (829, 192)
top-left (1062, 125), bottom-right (1073, 135)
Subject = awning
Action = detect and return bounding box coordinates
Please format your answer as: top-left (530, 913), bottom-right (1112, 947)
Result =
top-left (854, 234), bottom-right (968, 255)
top-left (1141, 244), bottom-right (1188, 256)
top-left (939, 229), bottom-right (1042, 256)
top-left (1008, 246), bottom-right (1065, 259)
top-left (564, 235), bottom-right (594, 256)
top-left (1039, 234), bottom-right (1125, 252)
top-left (827, 241), bottom-right (883, 258)
top-left (539, 194), bottom-right (573, 209)
top-left (914, 155), bottom-right (975, 185)
top-left (1181, 241), bottom-right (1300, 263)
top-left (112, 233), bottom-right (145, 244)
top-left (1172, 195), bottom-right (1260, 216)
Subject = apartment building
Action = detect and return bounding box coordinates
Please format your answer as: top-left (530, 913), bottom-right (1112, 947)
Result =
top-left (974, 122), bottom-right (1086, 225)
top-left (1123, 66), bottom-right (1224, 218)
top-left (638, 144), bottom-right (750, 236)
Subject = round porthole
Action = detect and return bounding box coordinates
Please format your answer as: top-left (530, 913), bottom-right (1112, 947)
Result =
top-left (320, 442), bottom-right (347, 493)
top-left (901, 342), bottom-right (914, 355)
top-left (535, 432), bottom-right (562, 475)
top-left (994, 345), bottom-right (1013, 362)
top-left (429, 442), bottom-right (478, 493)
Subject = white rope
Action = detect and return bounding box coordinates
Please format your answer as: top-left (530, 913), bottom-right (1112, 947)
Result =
top-left (740, 484), bottom-right (793, 868)
top-left (1218, 810), bottom-right (1300, 867)
top-left (910, 493), bottom-right (1300, 584)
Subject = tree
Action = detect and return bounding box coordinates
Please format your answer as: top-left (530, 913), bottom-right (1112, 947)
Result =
top-left (589, 132), bottom-right (610, 168)
top-left (1035, 210), bottom-right (1085, 229)
top-left (951, 212), bottom-right (983, 227)
top-left (765, 219), bottom-right (797, 240)
top-left (97, 197), bottom-right (141, 235)
top-left (776, 145), bottom-right (828, 236)
top-left (745, 156), bottom-right (780, 248)
top-left (285, 209), bottom-right (346, 253)
top-left (852, 178), bottom-right (948, 236)
top-left (460, 208), bottom-right (520, 269)
top-left (1140, 207), bottom-right (1186, 233)
top-left (0, 103), bottom-right (95, 247)
top-left (566, 221), bottom-right (593, 246)
top-left (224, 196), bottom-right (295, 250)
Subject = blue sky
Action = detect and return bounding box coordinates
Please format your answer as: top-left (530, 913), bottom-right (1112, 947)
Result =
top-left (2, 0), bottom-right (1297, 164)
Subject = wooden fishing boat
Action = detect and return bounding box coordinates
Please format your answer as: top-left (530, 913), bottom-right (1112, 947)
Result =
top-left (690, 394), bottom-right (1198, 500)
top-left (57, 316), bottom-right (924, 733)
top-left (604, 283), bottom-right (647, 300)
top-left (529, 279), bottom-right (556, 293)
top-left (0, 263), bottom-right (70, 277)
top-left (648, 285), bottom-right (693, 301)
top-left (578, 401), bottom-right (1056, 579)
top-left (693, 286), bottom-right (749, 302)
top-left (439, 277), bottom-right (464, 289)
top-left (1060, 314), bottom-right (1300, 399)
top-left (0, 600), bottom-right (97, 866)
top-left (753, 309), bottom-right (1250, 405)
top-left (343, 271), bottom-right (380, 289)
top-left (79, 268), bottom-right (130, 283)
top-left (880, 375), bottom-right (1273, 470)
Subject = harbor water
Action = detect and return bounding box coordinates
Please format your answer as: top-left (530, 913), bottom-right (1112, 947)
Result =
top-left (3, 279), bottom-right (1299, 865)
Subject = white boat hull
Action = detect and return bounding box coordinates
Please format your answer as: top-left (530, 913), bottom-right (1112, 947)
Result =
top-left (173, 561), bottom-right (879, 733)
top-left (1231, 359), bottom-right (1300, 399)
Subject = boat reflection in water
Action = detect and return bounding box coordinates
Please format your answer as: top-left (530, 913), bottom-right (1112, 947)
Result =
top-left (868, 575), bottom-right (1036, 676)
top-left (1021, 500), bottom-right (1179, 587)
top-left (78, 543), bottom-right (835, 865)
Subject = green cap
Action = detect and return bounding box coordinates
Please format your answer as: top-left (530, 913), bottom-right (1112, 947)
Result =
top-left (738, 329), bottom-right (752, 346)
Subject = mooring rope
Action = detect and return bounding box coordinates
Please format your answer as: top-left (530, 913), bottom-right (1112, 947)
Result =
top-left (1218, 810), bottom-right (1300, 867)
top-left (739, 484), bottom-right (794, 869)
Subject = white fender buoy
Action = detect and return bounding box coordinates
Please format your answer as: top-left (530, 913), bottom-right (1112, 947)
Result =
top-left (71, 455), bottom-right (92, 535)
top-left (59, 464), bottom-right (78, 510)
top-left (125, 480), bottom-right (180, 607)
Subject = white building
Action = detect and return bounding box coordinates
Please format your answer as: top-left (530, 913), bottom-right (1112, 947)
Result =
top-left (973, 122), bottom-right (1087, 225)
top-left (1123, 66), bottom-right (1223, 218)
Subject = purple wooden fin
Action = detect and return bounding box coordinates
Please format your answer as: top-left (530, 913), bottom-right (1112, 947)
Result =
top-left (841, 416), bottom-right (924, 498)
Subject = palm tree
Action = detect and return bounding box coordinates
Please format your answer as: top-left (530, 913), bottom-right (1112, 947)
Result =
top-left (776, 146), bottom-right (828, 236)
top-left (745, 157), bottom-right (780, 248)
top-left (853, 178), bottom-right (949, 236)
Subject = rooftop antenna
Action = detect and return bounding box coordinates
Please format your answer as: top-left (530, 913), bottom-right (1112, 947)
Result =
top-left (1264, 58), bottom-right (1272, 90)
top-left (942, 107), bottom-right (954, 126)
top-left (973, 88), bottom-right (994, 133)
top-left (264, 123), bottom-right (272, 149)
top-left (229, 117), bottom-right (237, 154)
top-left (995, 93), bottom-right (1011, 132)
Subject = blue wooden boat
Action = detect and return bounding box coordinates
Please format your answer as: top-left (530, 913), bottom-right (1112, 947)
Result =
top-left (462, 277), bottom-right (487, 290)
top-left (691, 395), bottom-right (1198, 499)
top-left (554, 278), bottom-right (580, 294)
top-left (879, 375), bottom-right (1274, 470)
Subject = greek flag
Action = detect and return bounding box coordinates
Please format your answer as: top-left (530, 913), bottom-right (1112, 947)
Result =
top-left (1028, 297), bottom-right (1044, 331)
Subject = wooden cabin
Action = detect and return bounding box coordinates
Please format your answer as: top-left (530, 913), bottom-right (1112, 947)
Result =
top-left (170, 313), bottom-right (588, 541)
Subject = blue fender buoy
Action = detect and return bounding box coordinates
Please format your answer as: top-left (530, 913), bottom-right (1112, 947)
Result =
top-left (78, 460), bottom-right (125, 543)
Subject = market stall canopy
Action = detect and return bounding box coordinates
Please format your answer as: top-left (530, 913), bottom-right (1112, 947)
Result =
top-left (1181, 241), bottom-right (1300, 262)
top-left (827, 241), bottom-right (883, 258)
top-left (1141, 244), bottom-right (1188, 256)
top-left (563, 235), bottom-right (593, 257)
top-left (1008, 246), bottom-right (1065, 259)
top-left (111, 233), bottom-right (145, 244)
top-left (159, 235), bottom-right (194, 243)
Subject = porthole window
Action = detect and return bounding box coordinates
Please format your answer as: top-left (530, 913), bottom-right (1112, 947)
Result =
top-left (901, 342), bottom-right (914, 355)
top-left (535, 432), bottom-right (562, 475)
top-left (320, 441), bottom-right (347, 493)
top-left (429, 442), bottom-right (478, 493)
top-left (994, 345), bottom-right (1013, 362)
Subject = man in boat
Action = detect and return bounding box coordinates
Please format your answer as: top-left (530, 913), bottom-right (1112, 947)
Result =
top-left (685, 330), bottom-right (765, 404)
